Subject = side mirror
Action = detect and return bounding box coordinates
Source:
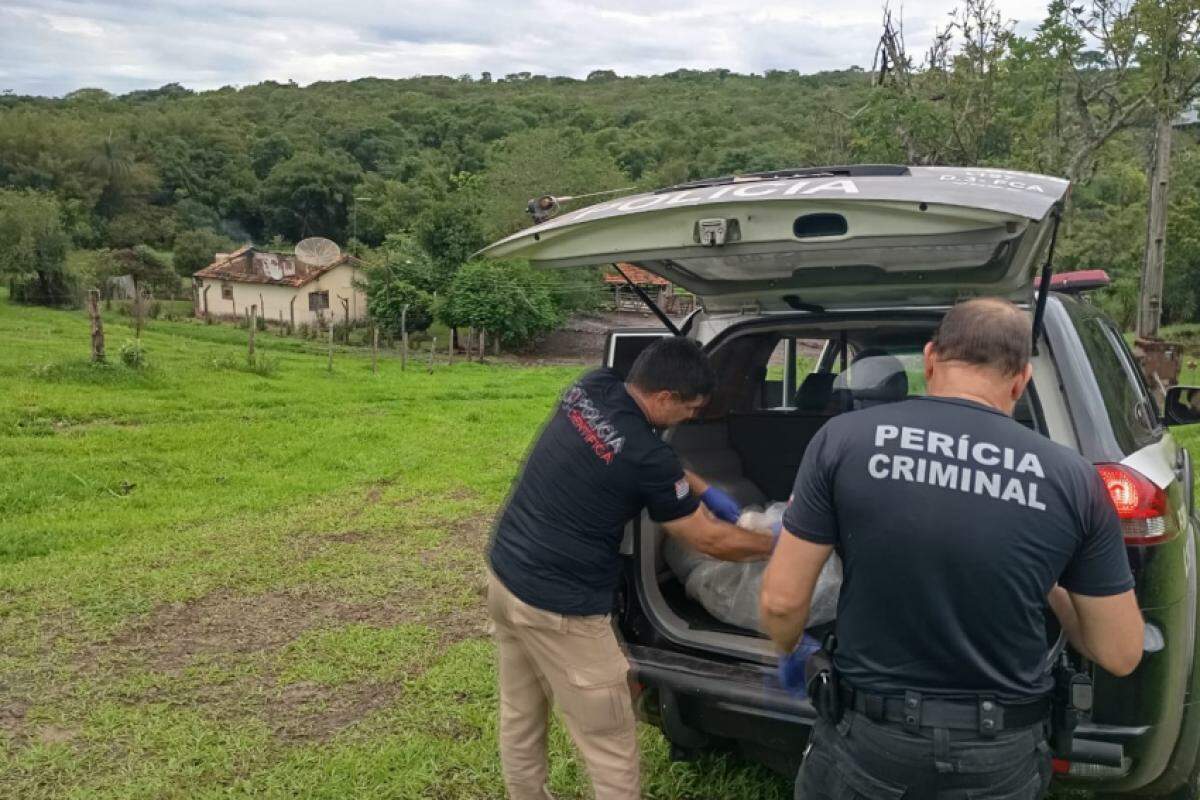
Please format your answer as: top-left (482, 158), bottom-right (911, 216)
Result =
top-left (1164, 386), bottom-right (1200, 426)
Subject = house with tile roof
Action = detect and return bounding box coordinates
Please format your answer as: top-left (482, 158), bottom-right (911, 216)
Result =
top-left (603, 263), bottom-right (693, 315)
top-left (193, 244), bottom-right (367, 328)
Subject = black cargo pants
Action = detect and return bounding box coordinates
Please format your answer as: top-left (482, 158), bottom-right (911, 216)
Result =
top-left (795, 712), bottom-right (1053, 800)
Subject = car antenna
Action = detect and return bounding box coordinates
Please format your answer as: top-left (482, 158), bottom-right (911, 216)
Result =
top-left (527, 187), bottom-right (634, 224)
top-left (1030, 210), bottom-right (1062, 357)
top-left (611, 263), bottom-right (682, 336)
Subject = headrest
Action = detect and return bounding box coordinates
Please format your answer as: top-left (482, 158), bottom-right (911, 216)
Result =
top-left (833, 350), bottom-right (908, 408)
top-left (796, 372), bottom-right (836, 412)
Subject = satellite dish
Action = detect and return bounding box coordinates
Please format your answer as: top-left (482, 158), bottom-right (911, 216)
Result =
top-left (295, 237), bottom-right (342, 268)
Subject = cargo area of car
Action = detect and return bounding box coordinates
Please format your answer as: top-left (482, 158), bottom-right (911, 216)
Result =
top-left (633, 315), bottom-right (1050, 663)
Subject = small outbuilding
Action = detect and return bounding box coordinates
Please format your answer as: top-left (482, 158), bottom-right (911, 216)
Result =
top-left (193, 244), bottom-right (367, 328)
top-left (604, 262), bottom-right (693, 315)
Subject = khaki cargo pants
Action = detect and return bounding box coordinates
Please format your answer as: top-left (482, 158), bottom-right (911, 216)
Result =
top-left (487, 571), bottom-right (640, 800)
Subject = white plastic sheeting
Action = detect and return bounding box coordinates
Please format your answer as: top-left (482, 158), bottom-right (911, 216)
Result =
top-left (663, 502), bottom-right (842, 633)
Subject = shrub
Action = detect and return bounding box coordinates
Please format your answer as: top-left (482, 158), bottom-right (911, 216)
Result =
top-left (119, 339), bottom-right (148, 369)
top-left (438, 259), bottom-right (561, 348)
top-left (359, 262), bottom-right (434, 336)
top-left (211, 353), bottom-right (280, 377)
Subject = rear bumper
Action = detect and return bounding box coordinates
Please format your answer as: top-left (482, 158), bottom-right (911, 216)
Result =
top-left (628, 643), bottom-right (815, 769)
top-left (626, 643), bottom-right (1174, 789)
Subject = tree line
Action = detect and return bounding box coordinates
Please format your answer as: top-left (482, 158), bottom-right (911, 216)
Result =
top-left (0, 0), bottom-right (1197, 343)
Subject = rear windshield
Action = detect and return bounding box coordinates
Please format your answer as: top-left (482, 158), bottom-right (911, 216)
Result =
top-left (1064, 303), bottom-right (1160, 454)
top-left (758, 335), bottom-right (1038, 430)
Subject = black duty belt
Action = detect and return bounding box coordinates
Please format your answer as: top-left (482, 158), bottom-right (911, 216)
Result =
top-left (839, 684), bottom-right (1050, 736)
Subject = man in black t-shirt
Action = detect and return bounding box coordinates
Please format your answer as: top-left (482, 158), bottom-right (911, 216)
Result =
top-left (488, 337), bottom-right (772, 800)
top-left (760, 298), bottom-right (1144, 799)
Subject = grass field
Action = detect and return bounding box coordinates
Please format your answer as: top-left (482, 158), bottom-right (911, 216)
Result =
top-left (0, 297), bottom-right (790, 798)
top-left (4, 297), bottom-right (1199, 799)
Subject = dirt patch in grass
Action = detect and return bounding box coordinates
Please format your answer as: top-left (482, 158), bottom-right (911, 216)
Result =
top-left (83, 585), bottom-right (471, 743)
top-left (100, 510), bottom-right (493, 674)
top-left (33, 725), bottom-right (77, 745)
top-left (324, 531), bottom-right (369, 544)
top-left (35, 507), bottom-right (500, 749)
top-left (264, 679), bottom-right (408, 741)
top-left (0, 698), bottom-right (30, 740)
top-left (104, 590), bottom-right (361, 672)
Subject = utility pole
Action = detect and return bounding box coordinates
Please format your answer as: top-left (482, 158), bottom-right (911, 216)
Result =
top-left (1137, 111), bottom-right (1173, 340)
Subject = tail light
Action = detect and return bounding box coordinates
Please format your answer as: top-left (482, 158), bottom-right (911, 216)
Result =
top-left (1096, 463), bottom-right (1175, 545)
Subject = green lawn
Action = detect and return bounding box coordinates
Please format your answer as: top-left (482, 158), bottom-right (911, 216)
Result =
top-left (4, 297), bottom-right (1198, 799)
top-left (0, 297), bottom-right (789, 799)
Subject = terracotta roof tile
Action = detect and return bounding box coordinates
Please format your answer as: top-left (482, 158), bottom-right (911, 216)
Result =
top-left (193, 246), bottom-right (362, 288)
top-left (603, 263), bottom-right (670, 286)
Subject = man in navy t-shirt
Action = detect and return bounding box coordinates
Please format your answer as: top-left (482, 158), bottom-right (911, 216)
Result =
top-left (488, 337), bottom-right (772, 800)
top-left (760, 298), bottom-right (1144, 799)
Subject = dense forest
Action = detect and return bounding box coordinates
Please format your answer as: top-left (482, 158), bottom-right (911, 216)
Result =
top-left (1, 0), bottom-right (1198, 341)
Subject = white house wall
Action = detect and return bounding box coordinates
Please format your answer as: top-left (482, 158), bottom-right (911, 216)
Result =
top-left (197, 263), bottom-right (367, 327)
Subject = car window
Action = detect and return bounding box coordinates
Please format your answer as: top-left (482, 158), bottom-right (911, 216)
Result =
top-left (762, 338), bottom-right (829, 408)
top-left (807, 344), bottom-right (1038, 429)
top-left (1072, 314), bottom-right (1159, 453)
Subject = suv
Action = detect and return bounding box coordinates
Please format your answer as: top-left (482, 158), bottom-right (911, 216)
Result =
top-left (480, 166), bottom-right (1200, 797)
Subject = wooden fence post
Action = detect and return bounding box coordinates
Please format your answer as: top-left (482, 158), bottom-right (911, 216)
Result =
top-left (447, 331), bottom-right (453, 365)
top-left (479, 328), bottom-right (486, 361)
top-left (88, 289), bottom-right (105, 363)
top-left (400, 305), bottom-right (409, 371)
top-left (134, 284), bottom-right (145, 338)
top-left (289, 296), bottom-right (296, 334)
top-left (327, 325), bottom-right (334, 372)
top-left (202, 285), bottom-right (210, 319)
top-left (248, 304), bottom-right (257, 364)
top-left (372, 326), bottom-right (379, 374)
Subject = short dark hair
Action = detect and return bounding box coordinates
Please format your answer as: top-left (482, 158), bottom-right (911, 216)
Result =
top-left (626, 337), bottom-right (715, 401)
top-left (930, 297), bottom-right (1031, 376)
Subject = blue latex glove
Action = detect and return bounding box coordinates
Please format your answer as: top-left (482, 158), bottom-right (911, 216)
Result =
top-left (700, 486), bottom-right (741, 523)
top-left (778, 634), bottom-right (823, 698)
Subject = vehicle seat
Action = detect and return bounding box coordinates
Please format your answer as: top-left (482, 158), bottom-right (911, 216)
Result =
top-left (832, 351), bottom-right (909, 410)
top-left (727, 412), bottom-right (833, 501)
top-left (796, 372), bottom-right (838, 413)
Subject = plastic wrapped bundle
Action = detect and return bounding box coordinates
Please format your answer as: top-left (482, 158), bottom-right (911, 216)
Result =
top-left (662, 502), bottom-right (842, 633)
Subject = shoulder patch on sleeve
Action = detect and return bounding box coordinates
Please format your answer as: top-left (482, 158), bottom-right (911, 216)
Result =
top-left (675, 478), bottom-right (690, 500)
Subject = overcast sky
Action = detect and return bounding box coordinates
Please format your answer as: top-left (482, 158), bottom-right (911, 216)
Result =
top-left (2, 0), bottom-right (1054, 98)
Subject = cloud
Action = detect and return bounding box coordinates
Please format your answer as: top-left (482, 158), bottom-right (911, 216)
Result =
top-left (0, 0), bottom-right (1055, 97)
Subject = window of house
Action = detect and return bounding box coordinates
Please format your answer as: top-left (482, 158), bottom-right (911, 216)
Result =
top-left (221, 282), bottom-right (233, 300)
top-left (308, 290), bottom-right (329, 311)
